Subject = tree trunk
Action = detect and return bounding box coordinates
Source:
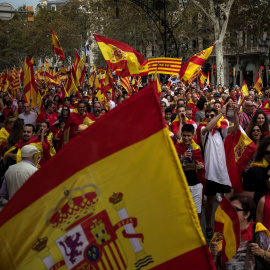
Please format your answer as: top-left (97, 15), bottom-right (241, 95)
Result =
top-left (215, 42), bottom-right (224, 86)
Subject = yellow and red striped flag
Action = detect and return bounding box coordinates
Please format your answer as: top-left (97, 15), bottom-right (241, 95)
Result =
top-left (94, 34), bottom-right (144, 77)
top-left (254, 73), bottom-right (263, 94)
top-left (139, 57), bottom-right (182, 76)
top-left (179, 43), bottom-right (216, 81)
top-left (23, 56), bottom-right (38, 109)
top-left (0, 81), bottom-right (215, 270)
top-left (120, 76), bottom-right (131, 93)
top-left (213, 196), bottom-right (240, 263)
top-left (51, 28), bottom-right (65, 62)
top-left (12, 66), bottom-right (20, 97)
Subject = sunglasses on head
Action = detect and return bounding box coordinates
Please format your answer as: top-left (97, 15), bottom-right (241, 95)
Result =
top-left (205, 114), bottom-right (215, 118)
top-left (265, 151), bottom-right (270, 156)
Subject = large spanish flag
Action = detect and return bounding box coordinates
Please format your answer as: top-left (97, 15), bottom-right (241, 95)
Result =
top-left (0, 82), bottom-right (214, 270)
top-left (213, 196), bottom-right (240, 263)
top-left (139, 57), bottom-right (182, 76)
top-left (94, 34), bottom-right (144, 77)
top-left (179, 43), bottom-right (216, 82)
top-left (51, 28), bottom-right (65, 62)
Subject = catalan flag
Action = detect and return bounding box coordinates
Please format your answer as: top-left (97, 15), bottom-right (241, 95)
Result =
top-left (213, 196), bottom-right (240, 263)
top-left (23, 56), bottom-right (38, 109)
top-left (51, 28), bottom-right (65, 62)
top-left (94, 34), bottom-right (144, 77)
top-left (0, 82), bottom-right (215, 270)
top-left (139, 57), bottom-right (182, 76)
top-left (120, 76), bottom-right (131, 93)
top-left (179, 43), bottom-right (216, 82)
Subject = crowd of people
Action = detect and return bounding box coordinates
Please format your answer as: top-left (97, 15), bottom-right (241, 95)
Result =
top-left (0, 78), bottom-right (270, 268)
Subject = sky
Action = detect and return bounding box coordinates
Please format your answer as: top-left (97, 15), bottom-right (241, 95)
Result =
top-left (6, 0), bottom-right (40, 9)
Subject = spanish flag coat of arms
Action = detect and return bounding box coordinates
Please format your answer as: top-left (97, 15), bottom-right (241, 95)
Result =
top-left (0, 82), bottom-right (215, 270)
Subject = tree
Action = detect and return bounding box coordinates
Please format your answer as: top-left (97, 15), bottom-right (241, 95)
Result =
top-left (190, 0), bottom-right (235, 85)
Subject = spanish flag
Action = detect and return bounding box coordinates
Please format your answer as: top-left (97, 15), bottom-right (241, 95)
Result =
top-left (199, 70), bottom-right (208, 88)
top-left (179, 43), bottom-right (216, 82)
top-left (51, 28), bottom-right (65, 62)
top-left (101, 66), bottom-right (114, 94)
top-left (254, 72), bottom-right (263, 94)
top-left (94, 34), bottom-right (144, 77)
top-left (0, 82), bottom-right (215, 269)
top-left (238, 80), bottom-right (249, 107)
top-left (213, 196), bottom-right (240, 263)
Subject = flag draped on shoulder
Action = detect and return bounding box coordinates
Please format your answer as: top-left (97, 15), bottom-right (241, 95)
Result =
top-left (51, 28), bottom-right (65, 62)
top-left (0, 82), bottom-right (215, 270)
top-left (213, 196), bottom-right (240, 263)
top-left (179, 43), bottom-right (216, 81)
top-left (94, 34), bottom-right (144, 77)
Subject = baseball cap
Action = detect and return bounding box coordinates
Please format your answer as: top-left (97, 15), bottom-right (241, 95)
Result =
top-left (21, 145), bottom-right (40, 158)
top-left (214, 92), bottom-right (220, 97)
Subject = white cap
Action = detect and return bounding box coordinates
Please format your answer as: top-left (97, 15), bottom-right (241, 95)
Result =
top-left (21, 145), bottom-right (40, 158)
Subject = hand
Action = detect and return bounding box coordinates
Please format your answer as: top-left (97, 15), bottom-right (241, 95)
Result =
top-left (196, 162), bottom-right (204, 170)
top-left (249, 243), bottom-right (264, 257)
top-left (40, 128), bottom-right (45, 142)
top-left (210, 241), bottom-right (219, 256)
top-left (221, 103), bottom-right (227, 115)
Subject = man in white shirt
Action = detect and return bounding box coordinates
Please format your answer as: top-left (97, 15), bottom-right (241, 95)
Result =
top-left (19, 103), bottom-right (38, 127)
top-left (106, 91), bottom-right (116, 110)
top-left (5, 145), bottom-right (39, 199)
top-left (201, 103), bottom-right (239, 241)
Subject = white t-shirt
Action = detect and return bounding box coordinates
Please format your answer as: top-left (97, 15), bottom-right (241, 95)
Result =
top-left (201, 127), bottom-right (231, 186)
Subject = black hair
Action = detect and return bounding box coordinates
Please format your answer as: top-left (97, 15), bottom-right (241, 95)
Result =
top-left (25, 123), bottom-right (35, 133)
top-left (182, 124), bottom-right (195, 134)
top-left (254, 136), bottom-right (270, 162)
top-left (196, 99), bottom-right (207, 110)
top-left (205, 107), bottom-right (218, 115)
top-left (229, 194), bottom-right (256, 222)
top-left (165, 108), bottom-right (172, 114)
top-left (248, 124), bottom-right (265, 143)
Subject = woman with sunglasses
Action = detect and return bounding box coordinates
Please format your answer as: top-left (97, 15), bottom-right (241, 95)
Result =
top-left (210, 194), bottom-right (270, 269)
top-left (246, 110), bottom-right (269, 137)
top-left (59, 106), bottom-right (70, 123)
top-left (257, 167), bottom-right (270, 231)
top-left (249, 124), bottom-right (265, 147)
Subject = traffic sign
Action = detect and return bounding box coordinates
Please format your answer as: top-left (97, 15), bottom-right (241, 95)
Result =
top-left (0, 3), bottom-right (15, 20)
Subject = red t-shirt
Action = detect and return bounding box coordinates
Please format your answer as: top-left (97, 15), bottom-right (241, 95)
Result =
top-left (36, 111), bottom-right (58, 134)
top-left (64, 112), bottom-right (86, 139)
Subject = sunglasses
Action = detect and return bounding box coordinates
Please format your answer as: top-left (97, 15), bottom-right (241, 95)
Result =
top-left (265, 151), bottom-right (270, 156)
top-left (252, 129), bottom-right (260, 132)
top-left (234, 206), bottom-right (245, 212)
top-left (205, 114), bottom-right (215, 118)
top-left (62, 109), bottom-right (68, 111)
top-left (248, 105), bottom-right (255, 107)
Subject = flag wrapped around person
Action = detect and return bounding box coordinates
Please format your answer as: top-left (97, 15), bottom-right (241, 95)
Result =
top-left (51, 28), bottom-right (65, 62)
top-left (94, 34), bottom-right (144, 77)
top-left (179, 43), bottom-right (216, 82)
top-left (0, 82), bottom-right (215, 270)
